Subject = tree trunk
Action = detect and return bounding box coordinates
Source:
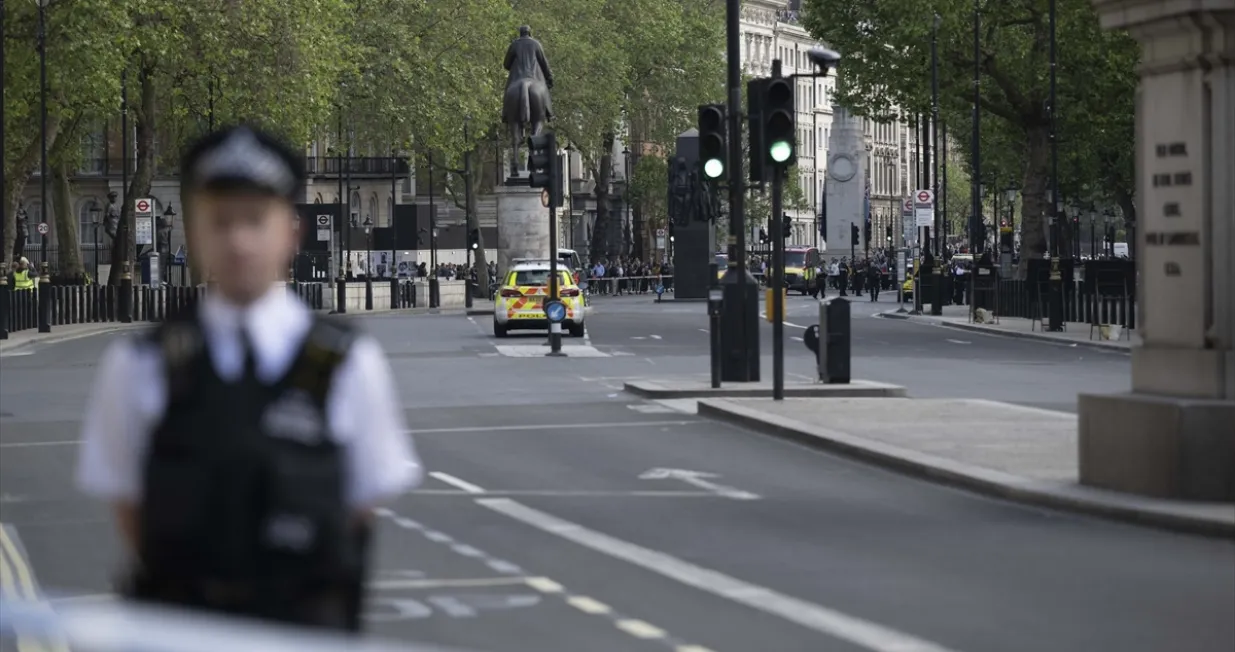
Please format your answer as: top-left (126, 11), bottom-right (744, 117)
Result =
top-left (588, 132), bottom-right (616, 262)
top-left (51, 163), bottom-right (85, 280)
top-left (1115, 187), bottom-right (1136, 259)
top-left (2, 118), bottom-right (63, 267)
top-left (110, 63), bottom-right (157, 285)
top-left (1015, 124), bottom-right (1052, 280)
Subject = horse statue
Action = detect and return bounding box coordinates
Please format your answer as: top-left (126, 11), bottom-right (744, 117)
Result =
top-left (501, 25), bottom-right (555, 179)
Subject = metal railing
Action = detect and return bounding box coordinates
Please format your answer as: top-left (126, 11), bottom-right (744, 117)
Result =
top-left (0, 597), bottom-right (475, 652)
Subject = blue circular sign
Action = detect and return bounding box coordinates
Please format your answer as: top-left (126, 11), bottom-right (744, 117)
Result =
top-left (544, 300), bottom-right (567, 323)
top-left (656, 285), bottom-right (665, 295)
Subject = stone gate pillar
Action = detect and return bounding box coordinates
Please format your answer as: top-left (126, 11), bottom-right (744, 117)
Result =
top-left (1078, 0), bottom-right (1234, 501)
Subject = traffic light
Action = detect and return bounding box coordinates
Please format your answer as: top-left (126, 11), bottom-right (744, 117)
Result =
top-left (863, 219), bottom-right (871, 244)
top-left (763, 77), bottom-right (796, 167)
top-left (759, 227), bottom-right (769, 244)
top-left (851, 224), bottom-right (860, 245)
top-left (747, 78), bottom-right (767, 183)
top-left (527, 131), bottom-right (561, 207)
top-left (885, 225), bottom-right (893, 242)
top-left (468, 228), bottom-right (480, 250)
top-left (697, 104), bottom-right (727, 181)
top-left (782, 213), bottom-right (793, 239)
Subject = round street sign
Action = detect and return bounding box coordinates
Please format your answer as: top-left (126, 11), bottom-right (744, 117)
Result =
top-left (903, 198), bottom-right (914, 211)
top-left (316, 215), bottom-right (331, 227)
top-left (36, 222), bottom-right (49, 235)
top-left (135, 198), bottom-right (152, 213)
top-left (916, 190), bottom-right (933, 203)
top-left (655, 228), bottom-right (666, 237)
top-left (544, 299), bottom-right (566, 323)
top-left (541, 189), bottom-right (550, 208)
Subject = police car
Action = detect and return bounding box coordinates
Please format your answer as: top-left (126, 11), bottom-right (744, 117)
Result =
top-left (493, 260), bottom-right (586, 338)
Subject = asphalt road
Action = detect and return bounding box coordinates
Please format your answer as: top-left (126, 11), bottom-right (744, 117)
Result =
top-left (1, 303), bottom-right (1231, 652)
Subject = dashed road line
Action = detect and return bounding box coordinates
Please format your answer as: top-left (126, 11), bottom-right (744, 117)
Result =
top-left (376, 508), bottom-right (717, 651)
top-left (429, 471), bottom-right (486, 494)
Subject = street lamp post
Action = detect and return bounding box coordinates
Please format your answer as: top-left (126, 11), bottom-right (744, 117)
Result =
top-left (90, 206), bottom-right (101, 281)
top-left (36, 0), bottom-right (50, 333)
top-left (428, 153), bottom-right (438, 308)
top-left (929, 13), bottom-right (943, 316)
top-left (565, 143), bottom-right (575, 251)
top-left (162, 203), bottom-right (175, 283)
top-left (463, 116), bottom-right (475, 309)
top-left (1088, 205), bottom-right (1098, 259)
top-left (1046, 0), bottom-right (1064, 331)
top-left (363, 215), bottom-right (373, 310)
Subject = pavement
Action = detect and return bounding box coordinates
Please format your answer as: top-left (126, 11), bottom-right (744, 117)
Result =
top-left (879, 304), bottom-right (1135, 352)
top-left (2, 292), bottom-right (1233, 652)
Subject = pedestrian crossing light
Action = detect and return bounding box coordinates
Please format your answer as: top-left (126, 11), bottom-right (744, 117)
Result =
top-left (468, 228), bottom-right (480, 250)
top-left (527, 131), bottom-right (562, 207)
top-left (697, 104), bottom-right (727, 180)
top-left (763, 78), bottom-right (796, 167)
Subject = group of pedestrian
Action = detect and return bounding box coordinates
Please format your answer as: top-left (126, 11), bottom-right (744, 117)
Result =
top-left (585, 258), bottom-right (673, 295)
top-left (809, 255), bottom-right (892, 301)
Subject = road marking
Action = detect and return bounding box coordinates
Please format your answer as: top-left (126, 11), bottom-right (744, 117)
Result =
top-left (369, 577), bottom-right (531, 590)
top-left (631, 336), bottom-right (646, 340)
top-left (429, 471), bottom-right (486, 494)
top-left (486, 559), bottom-right (523, 574)
top-left (408, 489), bottom-right (734, 498)
top-left (676, 647), bottom-right (717, 652)
top-left (1, 524), bottom-right (69, 652)
top-left (638, 468), bottom-right (760, 500)
top-left (0, 440), bottom-right (81, 449)
top-left (945, 339), bottom-right (971, 345)
top-left (627, 403), bottom-right (677, 414)
top-left (477, 499), bottom-right (963, 652)
top-left (495, 344), bottom-right (610, 357)
top-left (406, 420), bottom-right (696, 435)
top-left (649, 334), bottom-right (662, 340)
top-left (698, 328), bottom-right (710, 334)
top-left (424, 531), bottom-right (454, 543)
top-left (791, 336), bottom-right (804, 342)
top-left (525, 577), bottom-right (564, 593)
top-left (566, 595), bottom-right (611, 614)
top-left (450, 544), bottom-right (486, 558)
top-left (617, 619), bottom-right (667, 638)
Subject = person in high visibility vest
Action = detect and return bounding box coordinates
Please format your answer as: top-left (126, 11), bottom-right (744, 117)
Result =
top-left (11, 257), bottom-right (36, 291)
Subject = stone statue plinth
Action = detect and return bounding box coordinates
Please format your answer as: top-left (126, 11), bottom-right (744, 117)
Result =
top-left (495, 183), bottom-right (551, 278)
top-left (1078, 0), bottom-right (1234, 502)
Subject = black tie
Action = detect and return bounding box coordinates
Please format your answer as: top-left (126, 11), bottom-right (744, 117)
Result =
top-left (239, 327), bottom-right (258, 381)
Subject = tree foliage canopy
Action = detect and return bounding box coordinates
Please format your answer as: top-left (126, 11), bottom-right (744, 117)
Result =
top-left (801, 0), bottom-right (1138, 272)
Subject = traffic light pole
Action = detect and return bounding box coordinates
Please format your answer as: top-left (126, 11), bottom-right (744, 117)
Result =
top-left (547, 203), bottom-right (564, 357)
top-left (771, 165), bottom-right (785, 401)
top-left (720, 0), bottom-right (759, 382)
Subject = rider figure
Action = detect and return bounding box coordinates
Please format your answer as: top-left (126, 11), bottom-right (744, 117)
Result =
top-left (502, 25), bottom-right (554, 126)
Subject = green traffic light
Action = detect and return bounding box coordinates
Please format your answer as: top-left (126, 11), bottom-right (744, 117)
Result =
top-left (769, 141), bottom-right (793, 163)
top-left (703, 158), bottom-right (724, 178)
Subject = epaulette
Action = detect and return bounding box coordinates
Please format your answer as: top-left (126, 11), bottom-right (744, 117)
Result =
top-left (288, 316), bottom-right (357, 405)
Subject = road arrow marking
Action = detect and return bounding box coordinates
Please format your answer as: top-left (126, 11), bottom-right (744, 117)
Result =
top-left (637, 468), bottom-right (760, 500)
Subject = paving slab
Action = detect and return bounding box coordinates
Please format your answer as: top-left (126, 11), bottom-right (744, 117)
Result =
top-left (698, 397), bottom-right (1235, 538)
top-left (623, 378), bottom-right (906, 399)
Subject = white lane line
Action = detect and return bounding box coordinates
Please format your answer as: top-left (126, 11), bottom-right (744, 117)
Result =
top-left (945, 339), bottom-right (971, 345)
top-left (0, 440), bottom-right (81, 449)
top-left (616, 619), bottom-right (667, 638)
top-left (408, 489), bottom-right (729, 497)
top-left (423, 531), bottom-right (454, 543)
top-left (369, 577), bottom-right (531, 590)
top-left (567, 595), bottom-right (612, 614)
top-left (450, 544), bottom-right (486, 558)
top-left (429, 471), bottom-right (486, 494)
top-left (525, 577), bottom-right (565, 593)
top-left (791, 336), bottom-right (804, 342)
top-left (486, 559), bottom-right (524, 574)
top-left (698, 328), bottom-right (710, 334)
top-left (649, 334), bottom-right (662, 340)
top-left (407, 420), bottom-right (695, 435)
top-left (477, 498), bottom-right (963, 652)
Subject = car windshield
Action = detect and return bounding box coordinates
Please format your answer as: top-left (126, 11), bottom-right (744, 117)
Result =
top-left (510, 270), bottom-right (569, 286)
top-left (785, 252), bottom-right (807, 267)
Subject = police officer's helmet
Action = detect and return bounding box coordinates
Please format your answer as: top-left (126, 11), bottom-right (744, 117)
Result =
top-left (180, 126), bottom-right (306, 201)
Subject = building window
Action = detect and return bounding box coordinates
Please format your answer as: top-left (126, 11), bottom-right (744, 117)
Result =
top-left (26, 201), bottom-right (44, 248)
top-left (78, 198), bottom-right (101, 244)
top-left (368, 195), bottom-right (378, 225)
top-left (350, 191), bottom-right (361, 222)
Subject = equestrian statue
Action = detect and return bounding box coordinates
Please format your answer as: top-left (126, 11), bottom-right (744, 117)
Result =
top-left (502, 25), bottom-right (554, 179)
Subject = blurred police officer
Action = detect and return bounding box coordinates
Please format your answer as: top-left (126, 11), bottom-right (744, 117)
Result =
top-left (76, 126), bottom-right (423, 631)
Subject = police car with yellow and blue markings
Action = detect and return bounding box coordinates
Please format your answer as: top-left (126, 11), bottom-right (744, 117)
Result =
top-left (493, 259), bottom-right (586, 338)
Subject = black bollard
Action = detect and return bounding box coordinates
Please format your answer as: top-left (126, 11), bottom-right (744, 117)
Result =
top-left (364, 274), bottom-right (374, 311)
top-left (390, 278), bottom-right (399, 310)
top-left (335, 269), bottom-right (347, 314)
top-left (37, 262), bottom-right (52, 333)
top-left (819, 297), bottom-right (850, 384)
top-left (119, 262), bottom-right (133, 323)
top-left (0, 263), bottom-right (9, 340)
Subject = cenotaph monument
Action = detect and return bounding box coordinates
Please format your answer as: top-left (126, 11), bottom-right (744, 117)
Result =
top-left (825, 105), bottom-right (868, 258)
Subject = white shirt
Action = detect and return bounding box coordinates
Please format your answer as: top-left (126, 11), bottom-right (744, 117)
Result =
top-left (76, 286), bottom-right (422, 508)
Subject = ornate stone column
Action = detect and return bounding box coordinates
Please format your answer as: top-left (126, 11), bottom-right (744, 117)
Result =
top-left (1079, 0), bottom-right (1234, 501)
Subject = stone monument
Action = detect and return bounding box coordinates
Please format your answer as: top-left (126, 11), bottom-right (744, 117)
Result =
top-left (1078, 0), bottom-right (1234, 501)
top-left (825, 105), bottom-right (868, 259)
top-left (497, 24), bottom-right (556, 277)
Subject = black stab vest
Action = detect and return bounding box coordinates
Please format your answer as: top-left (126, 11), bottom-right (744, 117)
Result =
top-left (130, 308), bottom-right (367, 630)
